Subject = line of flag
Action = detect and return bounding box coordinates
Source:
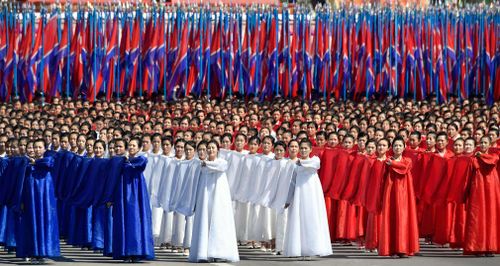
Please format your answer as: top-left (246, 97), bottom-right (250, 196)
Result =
top-left (0, 4), bottom-right (498, 104)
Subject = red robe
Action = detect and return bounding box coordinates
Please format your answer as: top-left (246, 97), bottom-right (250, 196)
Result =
top-left (379, 157), bottom-right (420, 256)
top-left (319, 148), bottom-right (341, 239)
top-left (464, 153), bottom-right (500, 254)
top-left (364, 159), bottom-right (387, 250)
top-left (430, 151), bottom-right (455, 245)
top-left (434, 155), bottom-right (473, 247)
top-left (326, 149), bottom-right (355, 199)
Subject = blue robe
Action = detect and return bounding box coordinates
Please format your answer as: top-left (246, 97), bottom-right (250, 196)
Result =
top-left (72, 157), bottom-right (124, 256)
top-left (16, 157), bottom-right (60, 258)
top-left (0, 157), bottom-right (10, 245)
top-left (65, 156), bottom-right (93, 247)
top-left (0, 157), bottom-right (29, 249)
top-left (50, 151), bottom-right (75, 239)
top-left (112, 156), bottom-right (154, 260)
top-left (70, 158), bottom-right (108, 251)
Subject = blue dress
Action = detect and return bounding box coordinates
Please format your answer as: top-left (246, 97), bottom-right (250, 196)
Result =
top-left (112, 156), bottom-right (154, 260)
top-left (16, 157), bottom-right (60, 258)
top-left (0, 157), bottom-right (29, 250)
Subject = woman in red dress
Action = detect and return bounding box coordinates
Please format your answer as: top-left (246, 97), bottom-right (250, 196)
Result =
top-left (464, 136), bottom-right (500, 256)
top-left (378, 137), bottom-right (420, 258)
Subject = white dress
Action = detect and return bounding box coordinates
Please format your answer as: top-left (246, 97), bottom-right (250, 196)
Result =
top-left (156, 157), bottom-right (182, 245)
top-left (143, 152), bottom-right (169, 241)
top-left (188, 158), bottom-right (239, 262)
top-left (283, 156), bottom-right (332, 257)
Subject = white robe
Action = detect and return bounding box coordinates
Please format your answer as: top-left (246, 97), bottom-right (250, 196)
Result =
top-left (143, 153), bottom-right (169, 240)
top-left (247, 155), bottom-right (275, 242)
top-left (156, 157), bottom-right (182, 244)
top-left (232, 154), bottom-right (261, 241)
top-left (188, 158), bottom-right (239, 262)
top-left (283, 156), bottom-right (332, 257)
top-left (169, 159), bottom-right (194, 248)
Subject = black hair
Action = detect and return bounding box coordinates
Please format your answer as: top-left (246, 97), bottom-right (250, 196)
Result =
top-left (274, 141), bottom-right (287, 150)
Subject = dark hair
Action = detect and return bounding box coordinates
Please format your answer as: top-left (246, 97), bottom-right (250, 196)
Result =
top-left (129, 137), bottom-right (142, 148)
top-left (114, 138), bottom-right (128, 149)
top-left (262, 135), bottom-right (275, 145)
top-left (162, 136), bottom-right (173, 145)
top-left (175, 138), bottom-right (186, 146)
top-left (185, 141), bottom-right (196, 150)
top-left (410, 131), bottom-right (421, 139)
top-left (288, 139), bottom-right (300, 148)
top-left (197, 140), bottom-right (208, 150)
top-left (465, 137), bottom-right (476, 145)
top-left (274, 141), bottom-right (287, 150)
top-left (94, 139), bottom-right (106, 150)
top-left (152, 133), bottom-right (162, 140)
top-left (248, 135), bottom-right (261, 145)
top-left (33, 138), bottom-right (46, 147)
top-left (436, 131), bottom-right (448, 140)
top-left (207, 140), bottom-right (220, 151)
top-left (377, 138), bottom-right (391, 147)
top-left (299, 139), bottom-right (313, 149)
top-left (392, 136), bottom-right (406, 147)
top-left (222, 133), bottom-right (233, 142)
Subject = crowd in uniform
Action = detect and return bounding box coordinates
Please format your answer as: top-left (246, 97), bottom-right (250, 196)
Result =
top-left (0, 96), bottom-right (499, 263)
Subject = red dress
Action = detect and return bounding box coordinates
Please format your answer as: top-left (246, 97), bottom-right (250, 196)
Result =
top-left (464, 153), bottom-right (500, 254)
top-left (378, 157), bottom-right (420, 256)
top-left (364, 159), bottom-right (387, 250)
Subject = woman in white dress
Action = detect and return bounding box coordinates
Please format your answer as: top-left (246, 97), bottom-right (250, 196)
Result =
top-left (274, 139), bottom-right (299, 255)
top-left (283, 139), bottom-right (332, 259)
top-left (189, 140), bottom-right (239, 263)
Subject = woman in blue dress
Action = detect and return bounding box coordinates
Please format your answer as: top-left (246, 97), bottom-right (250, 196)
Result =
top-left (112, 137), bottom-right (154, 262)
top-left (17, 139), bottom-right (60, 263)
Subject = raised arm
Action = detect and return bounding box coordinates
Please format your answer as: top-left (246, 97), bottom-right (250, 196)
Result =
top-left (203, 158), bottom-right (228, 173)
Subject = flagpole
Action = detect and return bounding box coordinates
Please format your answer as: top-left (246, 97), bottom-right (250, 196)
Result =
top-left (138, 2), bottom-right (143, 98)
top-left (40, 7), bottom-right (46, 105)
top-left (207, 8), bottom-right (211, 100)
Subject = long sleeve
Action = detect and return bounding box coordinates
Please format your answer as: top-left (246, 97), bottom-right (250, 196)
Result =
top-left (285, 170), bottom-right (297, 205)
top-left (124, 156), bottom-right (148, 173)
top-left (299, 156), bottom-right (321, 171)
top-left (204, 158), bottom-right (228, 173)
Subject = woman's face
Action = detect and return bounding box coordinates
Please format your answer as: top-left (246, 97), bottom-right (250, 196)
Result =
top-left (222, 137), bottom-right (232, 150)
top-left (288, 141), bottom-right (299, 159)
top-left (175, 142), bottom-right (185, 159)
top-left (207, 143), bottom-right (218, 160)
top-left (94, 143), bottom-right (105, 158)
top-left (376, 141), bottom-right (389, 157)
top-left (392, 140), bottom-right (405, 157)
top-left (328, 134), bottom-right (339, 147)
top-left (453, 141), bottom-right (464, 155)
top-left (342, 137), bottom-right (354, 149)
top-left (234, 136), bottom-right (245, 151)
top-left (366, 142), bottom-right (376, 155)
top-left (128, 140), bottom-right (140, 157)
top-left (197, 144), bottom-right (207, 160)
top-left (86, 140), bottom-right (95, 155)
top-left (274, 145), bottom-right (285, 160)
top-left (27, 143), bottom-right (35, 157)
top-left (248, 141), bottom-right (259, 154)
top-left (77, 136), bottom-right (86, 150)
top-left (185, 145), bottom-right (195, 160)
top-left (262, 138), bottom-right (273, 154)
top-left (479, 137), bottom-right (491, 153)
top-left (299, 143), bottom-right (311, 159)
top-left (464, 140), bottom-right (475, 154)
top-left (162, 140), bottom-right (172, 155)
top-left (33, 141), bottom-right (45, 159)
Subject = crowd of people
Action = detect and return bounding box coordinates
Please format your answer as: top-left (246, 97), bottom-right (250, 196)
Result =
top-left (0, 95), bottom-right (499, 263)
